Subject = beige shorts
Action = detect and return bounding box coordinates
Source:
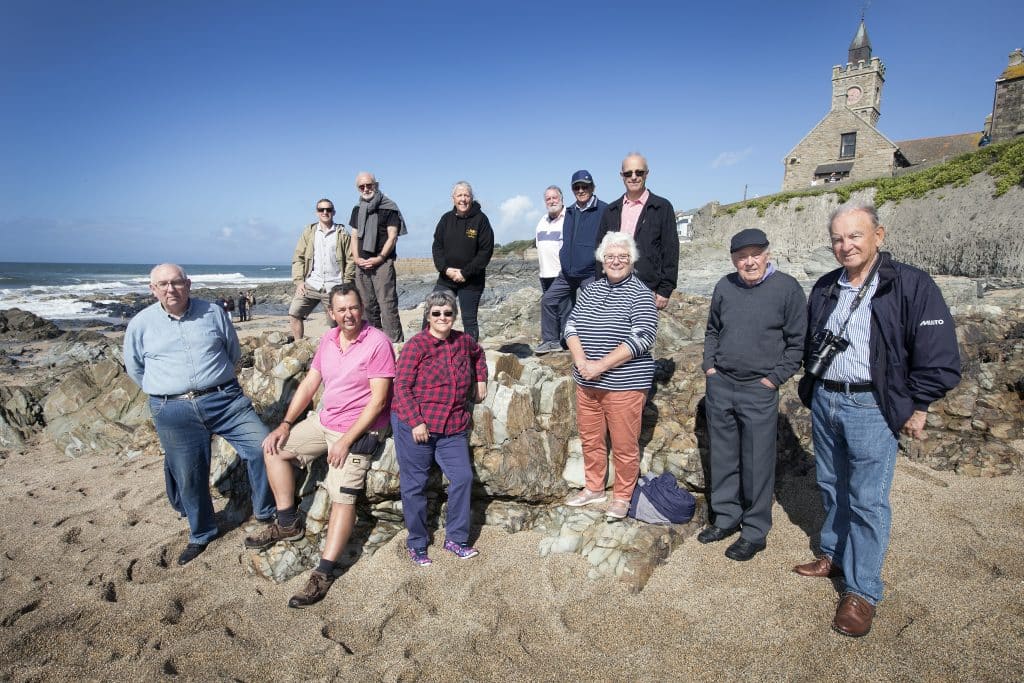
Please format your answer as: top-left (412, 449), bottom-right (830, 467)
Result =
top-left (282, 413), bottom-right (373, 504)
top-left (288, 287), bottom-right (334, 321)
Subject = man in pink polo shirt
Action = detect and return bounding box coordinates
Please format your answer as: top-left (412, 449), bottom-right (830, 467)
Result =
top-left (245, 284), bottom-right (396, 608)
top-left (596, 152), bottom-right (679, 310)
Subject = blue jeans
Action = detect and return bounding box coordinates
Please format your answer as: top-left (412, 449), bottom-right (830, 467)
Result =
top-left (391, 414), bottom-right (474, 550)
top-left (150, 383), bottom-right (274, 544)
top-left (811, 384), bottom-right (898, 604)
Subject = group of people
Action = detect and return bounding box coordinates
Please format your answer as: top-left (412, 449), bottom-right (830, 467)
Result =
top-left (123, 156), bottom-right (960, 637)
top-left (215, 291), bottom-right (255, 322)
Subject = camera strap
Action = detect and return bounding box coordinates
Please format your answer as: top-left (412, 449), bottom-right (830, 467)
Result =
top-left (813, 254), bottom-right (882, 338)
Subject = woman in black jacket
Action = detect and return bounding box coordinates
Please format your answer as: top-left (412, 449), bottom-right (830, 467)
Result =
top-left (430, 181), bottom-right (494, 340)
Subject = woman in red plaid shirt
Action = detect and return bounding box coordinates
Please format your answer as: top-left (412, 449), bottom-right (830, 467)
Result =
top-left (391, 290), bottom-right (489, 566)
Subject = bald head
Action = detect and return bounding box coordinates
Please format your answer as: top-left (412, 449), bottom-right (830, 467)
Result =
top-left (149, 264), bottom-right (191, 316)
top-left (620, 152), bottom-right (649, 199)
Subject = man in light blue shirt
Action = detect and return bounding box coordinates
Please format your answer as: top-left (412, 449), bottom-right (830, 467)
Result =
top-left (124, 264), bottom-right (274, 566)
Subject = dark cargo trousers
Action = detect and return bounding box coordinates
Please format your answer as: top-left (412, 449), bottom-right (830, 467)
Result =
top-left (354, 259), bottom-right (404, 343)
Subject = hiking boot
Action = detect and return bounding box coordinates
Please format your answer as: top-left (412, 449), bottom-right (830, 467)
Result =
top-left (443, 539), bottom-right (479, 559)
top-left (287, 570), bottom-right (335, 609)
top-left (565, 488), bottom-right (607, 507)
top-left (244, 519), bottom-right (305, 550)
top-left (408, 547), bottom-right (433, 567)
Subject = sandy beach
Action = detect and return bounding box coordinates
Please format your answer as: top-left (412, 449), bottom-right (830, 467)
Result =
top-left (1, 314), bottom-right (1022, 681)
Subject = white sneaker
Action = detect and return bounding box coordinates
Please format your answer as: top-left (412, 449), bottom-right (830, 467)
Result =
top-left (565, 489), bottom-right (608, 507)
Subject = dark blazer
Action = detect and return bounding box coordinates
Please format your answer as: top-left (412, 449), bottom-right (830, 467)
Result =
top-left (596, 191), bottom-right (679, 298)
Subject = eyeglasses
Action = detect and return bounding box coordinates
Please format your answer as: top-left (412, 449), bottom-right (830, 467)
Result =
top-left (572, 184), bottom-right (592, 192)
top-left (317, 207), bottom-right (335, 213)
top-left (430, 310), bottom-right (455, 318)
top-left (620, 169), bottom-right (647, 178)
top-left (357, 184), bottom-right (375, 191)
top-left (603, 254), bottom-right (630, 263)
top-left (153, 279), bottom-right (188, 289)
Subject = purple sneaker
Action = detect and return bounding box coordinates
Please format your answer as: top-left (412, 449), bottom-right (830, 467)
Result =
top-left (408, 547), bottom-right (432, 567)
top-left (443, 539), bottom-right (479, 559)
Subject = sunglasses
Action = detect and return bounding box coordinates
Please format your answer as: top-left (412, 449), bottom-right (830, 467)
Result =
top-left (317, 207), bottom-right (335, 213)
top-left (357, 184), bottom-right (375, 191)
top-left (430, 310), bottom-right (455, 318)
top-left (620, 169), bottom-right (647, 178)
top-left (572, 184), bottom-right (592, 192)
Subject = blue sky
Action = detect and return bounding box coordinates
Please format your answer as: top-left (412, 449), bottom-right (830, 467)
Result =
top-left (1, 0), bottom-right (1021, 264)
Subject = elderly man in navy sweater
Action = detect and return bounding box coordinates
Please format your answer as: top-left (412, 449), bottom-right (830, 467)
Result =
top-left (699, 229), bottom-right (807, 561)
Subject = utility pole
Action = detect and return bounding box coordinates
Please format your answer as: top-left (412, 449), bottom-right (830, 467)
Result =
top-left (743, 184), bottom-right (748, 201)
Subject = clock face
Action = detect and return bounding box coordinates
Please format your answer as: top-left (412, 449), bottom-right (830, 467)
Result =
top-left (846, 86), bottom-right (863, 105)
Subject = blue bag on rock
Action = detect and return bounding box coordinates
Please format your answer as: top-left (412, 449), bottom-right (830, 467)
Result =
top-left (628, 472), bottom-right (696, 524)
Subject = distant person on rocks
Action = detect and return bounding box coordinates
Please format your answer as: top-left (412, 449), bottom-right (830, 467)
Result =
top-left (699, 228), bottom-right (806, 562)
top-left (289, 198), bottom-right (355, 340)
top-left (246, 290), bottom-right (256, 318)
top-left (596, 153), bottom-right (679, 310)
top-left (236, 292), bottom-right (248, 322)
top-left (534, 171), bottom-right (607, 355)
top-left (793, 201), bottom-right (960, 637)
top-left (391, 290), bottom-right (488, 566)
top-left (245, 284), bottom-right (395, 608)
top-left (123, 264), bottom-right (275, 566)
top-left (563, 232), bottom-right (658, 521)
top-left (349, 171), bottom-right (407, 343)
top-left (430, 181), bottom-right (494, 341)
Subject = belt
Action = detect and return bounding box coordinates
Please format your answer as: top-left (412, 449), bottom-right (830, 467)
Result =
top-left (821, 379), bottom-right (874, 393)
top-left (154, 380), bottom-right (238, 401)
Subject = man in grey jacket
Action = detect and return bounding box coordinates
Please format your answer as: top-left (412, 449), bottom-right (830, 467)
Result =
top-left (699, 228), bottom-right (807, 561)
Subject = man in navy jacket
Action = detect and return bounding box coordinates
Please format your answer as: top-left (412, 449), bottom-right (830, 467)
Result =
top-left (794, 201), bottom-right (960, 638)
top-left (535, 170), bottom-right (607, 354)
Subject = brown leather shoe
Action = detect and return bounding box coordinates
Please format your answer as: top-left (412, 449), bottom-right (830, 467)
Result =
top-left (832, 593), bottom-right (875, 637)
top-left (792, 556), bottom-right (842, 578)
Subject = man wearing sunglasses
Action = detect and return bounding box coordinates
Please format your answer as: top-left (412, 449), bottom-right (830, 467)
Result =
top-left (349, 172), bottom-right (407, 343)
top-left (534, 170), bottom-right (607, 355)
top-left (288, 198), bottom-right (356, 340)
top-left (596, 153), bottom-right (679, 310)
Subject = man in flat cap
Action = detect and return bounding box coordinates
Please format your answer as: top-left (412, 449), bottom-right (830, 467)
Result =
top-left (698, 228), bottom-right (807, 561)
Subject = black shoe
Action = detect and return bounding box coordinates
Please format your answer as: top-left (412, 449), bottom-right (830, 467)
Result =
top-left (697, 525), bottom-right (739, 544)
top-left (724, 537), bottom-right (766, 561)
top-left (288, 570), bottom-right (335, 608)
top-left (177, 543), bottom-right (208, 566)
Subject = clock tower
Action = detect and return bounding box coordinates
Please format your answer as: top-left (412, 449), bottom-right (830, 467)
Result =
top-left (831, 20), bottom-right (885, 126)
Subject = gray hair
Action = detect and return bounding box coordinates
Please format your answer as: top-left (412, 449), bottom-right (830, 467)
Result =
top-left (150, 263), bottom-right (187, 282)
top-left (451, 181), bottom-right (474, 199)
top-left (544, 185), bottom-right (563, 200)
top-left (595, 232), bottom-right (640, 263)
top-left (828, 200), bottom-right (880, 232)
top-left (425, 289), bottom-right (458, 318)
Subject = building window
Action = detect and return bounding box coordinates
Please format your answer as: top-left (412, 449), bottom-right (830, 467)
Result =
top-left (840, 132), bottom-right (857, 159)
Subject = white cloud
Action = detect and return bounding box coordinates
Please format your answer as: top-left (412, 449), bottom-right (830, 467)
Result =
top-left (495, 194), bottom-right (541, 244)
top-left (711, 147), bottom-right (753, 168)
top-left (220, 226), bottom-right (233, 239)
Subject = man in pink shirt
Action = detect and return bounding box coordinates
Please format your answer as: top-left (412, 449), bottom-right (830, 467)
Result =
top-left (596, 152), bottom-right (679, 310)
top-left (245, 284), bottom-right (396, 608)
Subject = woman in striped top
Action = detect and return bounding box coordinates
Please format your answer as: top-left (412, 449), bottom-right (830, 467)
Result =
top-left (563, 232), bottom-right (658, 520)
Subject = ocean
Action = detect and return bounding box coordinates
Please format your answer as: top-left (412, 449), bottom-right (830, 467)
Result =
top-left (0, 262), bottom-right (291, 322)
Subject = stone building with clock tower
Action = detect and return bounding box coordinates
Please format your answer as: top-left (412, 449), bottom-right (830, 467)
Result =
top-left (782, 20), bottom-right (902, 190)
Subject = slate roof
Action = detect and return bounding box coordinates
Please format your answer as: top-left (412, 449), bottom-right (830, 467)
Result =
top-left (894, 132), bottom-right (983, 167)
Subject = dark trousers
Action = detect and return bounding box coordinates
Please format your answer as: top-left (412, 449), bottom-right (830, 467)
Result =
top-left (703, 371), bottom-right (779, 543)
top-left (540, 273), bottom-right (591, 344)
top-left (355, 259), bottom-right (404, 342)
top-left (391, 415), bottom-right (474, 550)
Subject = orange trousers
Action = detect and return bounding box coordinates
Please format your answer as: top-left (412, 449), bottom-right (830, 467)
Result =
top-left (575, 385), bottom-right (646, 502)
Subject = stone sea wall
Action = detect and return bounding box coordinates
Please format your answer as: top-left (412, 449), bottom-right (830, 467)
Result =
top-left (690, 175), bottom-right (1024, 279)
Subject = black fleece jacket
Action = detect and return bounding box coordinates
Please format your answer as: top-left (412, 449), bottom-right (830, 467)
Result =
top-left (431, 201), bottom-right (495, 292)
